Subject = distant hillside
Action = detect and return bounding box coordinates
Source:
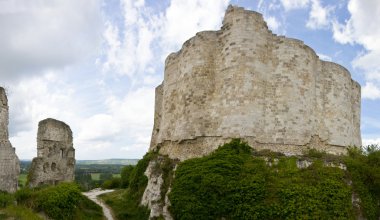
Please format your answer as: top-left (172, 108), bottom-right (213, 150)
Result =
top-left (76, 159), bottom-right (139, 165)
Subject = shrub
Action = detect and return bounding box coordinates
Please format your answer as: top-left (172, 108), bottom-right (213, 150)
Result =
top-left (345, 146), bottom-right (380, 219)
top-left (169, 139), bottom-right (354, 219)
top-left (35, 183), bottom-right (82, 220)
top-left (102, 177), bottom-right (122, 189)
top-left (0, 191), bottom-right (14, 208)
top-left (120, 165), bottom-right (135, 188)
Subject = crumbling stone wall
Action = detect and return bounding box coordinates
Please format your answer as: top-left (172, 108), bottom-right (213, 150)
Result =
top-left (28, 118), bottom-right (75, 187)
top-left (150, 6), bottom-right (361, 161)
top-left (0, 87), bottom-right (20, 192)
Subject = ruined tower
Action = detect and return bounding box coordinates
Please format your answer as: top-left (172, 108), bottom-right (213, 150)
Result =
top-left (28, 118), bottom-right (75, 187)
top-left (150, 6), bottom-right (361, 161)
top-left (0, 87), bottom-right (20, 192)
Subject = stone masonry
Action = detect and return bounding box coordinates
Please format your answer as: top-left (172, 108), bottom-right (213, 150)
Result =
top-left (150, 6), bottom-right (361, 161)
top-left (0, 87), bottom-right (20, 192)
top-left (28, 118), bottom-right (75, 187)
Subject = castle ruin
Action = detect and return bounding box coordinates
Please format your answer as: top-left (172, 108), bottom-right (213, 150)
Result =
top-left (0, 87), bottom-right (20, 192)
top-left (150, 6), bottom-right (361, 161)
top-left (28, 118), bottom-right (75, 187)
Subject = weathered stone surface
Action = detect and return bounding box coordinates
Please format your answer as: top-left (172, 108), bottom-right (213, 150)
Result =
top-left (0, 87), bottom-right (20, 193)
top-left (150, 5), bottom-right (361, 160)
top-left (28, 118), bottom-right (75, 187)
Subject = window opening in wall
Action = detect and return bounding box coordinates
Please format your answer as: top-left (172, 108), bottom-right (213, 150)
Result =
top-left (51, 162), bottom-right (57, 172)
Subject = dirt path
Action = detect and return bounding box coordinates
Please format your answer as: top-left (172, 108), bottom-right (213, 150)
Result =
top-left (83, 188), bottom-right (115, 220)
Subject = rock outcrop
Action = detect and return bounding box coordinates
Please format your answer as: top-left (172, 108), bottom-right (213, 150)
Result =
top-left (28, 118), bottom-right (75, 187)
top-left (0, 87), bottom-right (20, 192)
top-left (150, 5), bottom-right (361, 161)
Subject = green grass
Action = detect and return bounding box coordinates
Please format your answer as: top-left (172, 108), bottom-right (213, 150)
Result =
top-left (0, 205), bottom-right (44, 220)
top-left (18, 174), bottom-right (28, 187)
top-left (113, 174), bottom-right (121, 178)
top-left (91, 173), bottom-right (100, 181)
top-left (99, 189), bottom-right (126, 218)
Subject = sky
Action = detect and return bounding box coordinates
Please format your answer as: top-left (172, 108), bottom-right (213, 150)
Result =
top-left (0, 0), bottom-right (379, 160)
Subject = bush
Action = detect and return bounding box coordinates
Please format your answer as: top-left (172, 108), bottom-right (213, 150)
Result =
top-left (345, 146), bottom-right (380, 219)
top-left (169, 139), bottom-right (354, 219)
top-left (102, 177), bottom-right (122, 189)
top-left (0, 191), bottom-right (14, 208)
top-left (35, 183), bottom-right (83, 220)
top-left (120, 165), bottom-right (135, 188)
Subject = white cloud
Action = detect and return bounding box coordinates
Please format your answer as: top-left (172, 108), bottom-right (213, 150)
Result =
top-left (317, 53), bottom-right (332, 61)
top-left (0, 0), bottom-right (103, 81)
top-left (161, 0), bottom-right (229, 55)
top-left (8, 72), bottom-right (80, 159)
top-left (331, 0), bottom-right (380, 99)
top-left (362, 138), bottom-right (380, 147)
top-left (102, 0), bottom-right (161, 77)
top-left (75, 86), bottom-right (155, 159)
top-left (306, 0), bottom-right (333, 29)
top-left (280, 0), bottom-right (309, 10)
top-left (265, 16), bottom-right (280, 32)
top-left (362, 82), bottom-right (380, 100)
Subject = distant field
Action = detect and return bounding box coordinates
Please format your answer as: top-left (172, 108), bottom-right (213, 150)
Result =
top-left (18, 174), bottom-right (27, 187)
top-left (90, 173), bottom-right (121, 181)
top-left (91, 173), bottom-right (100, 181)
top-left (77, 159), bottom-right (139, 165)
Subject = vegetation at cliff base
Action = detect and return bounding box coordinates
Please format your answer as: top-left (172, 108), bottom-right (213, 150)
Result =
top-left (168, 139), bottom-right (380, 220)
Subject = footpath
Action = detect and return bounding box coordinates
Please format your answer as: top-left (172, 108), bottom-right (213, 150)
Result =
top-left (82, 188), bottom-right (115, 220)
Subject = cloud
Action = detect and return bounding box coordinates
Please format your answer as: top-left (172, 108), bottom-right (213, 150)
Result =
top-left (0, 0), bottom-right (103, 81)
top-left (265, 16), bottom-right (280, 32)
top-left (7, 71), bottom-right (80, 159)
top-left (362, 138), bottom-right (380, 147)
top-left (75, 86), bottom-right (155, 159)
top-left (280, 0), bottom-right (309, 11)
top-left (317, 53), bottom-right (332, 61)
top-left (102, 0), bottom-right (163, 78)
top-left (331, 0), bottom-right (380, 99)
top-left (160, 0), bottom-right (229, 55)
top-left (102, 0), bottom-right (229, 78)
top-left (362, 82), bottom-right (380, 100)
top-left (306, 0), bottom-right (333, 29)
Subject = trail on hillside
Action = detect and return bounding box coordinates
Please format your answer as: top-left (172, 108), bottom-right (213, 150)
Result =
top-left (82, 188), bottom-right (115, 220)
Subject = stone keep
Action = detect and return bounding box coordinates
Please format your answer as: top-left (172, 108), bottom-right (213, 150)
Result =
top-left (28, 118), bottom-right (75, 187)
top-left (150, 6), bottom-right (361, 161)
top-left (0, 87), bottom-right (20, 192)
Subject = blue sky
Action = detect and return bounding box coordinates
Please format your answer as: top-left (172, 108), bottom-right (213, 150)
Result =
top-left (0, 0), bottom-right (379, 159)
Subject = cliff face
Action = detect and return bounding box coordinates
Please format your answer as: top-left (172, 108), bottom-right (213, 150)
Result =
top-left (150, 6), bottom-right (361, 161)
top-left (0, 87), bottom-right (20, 193)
